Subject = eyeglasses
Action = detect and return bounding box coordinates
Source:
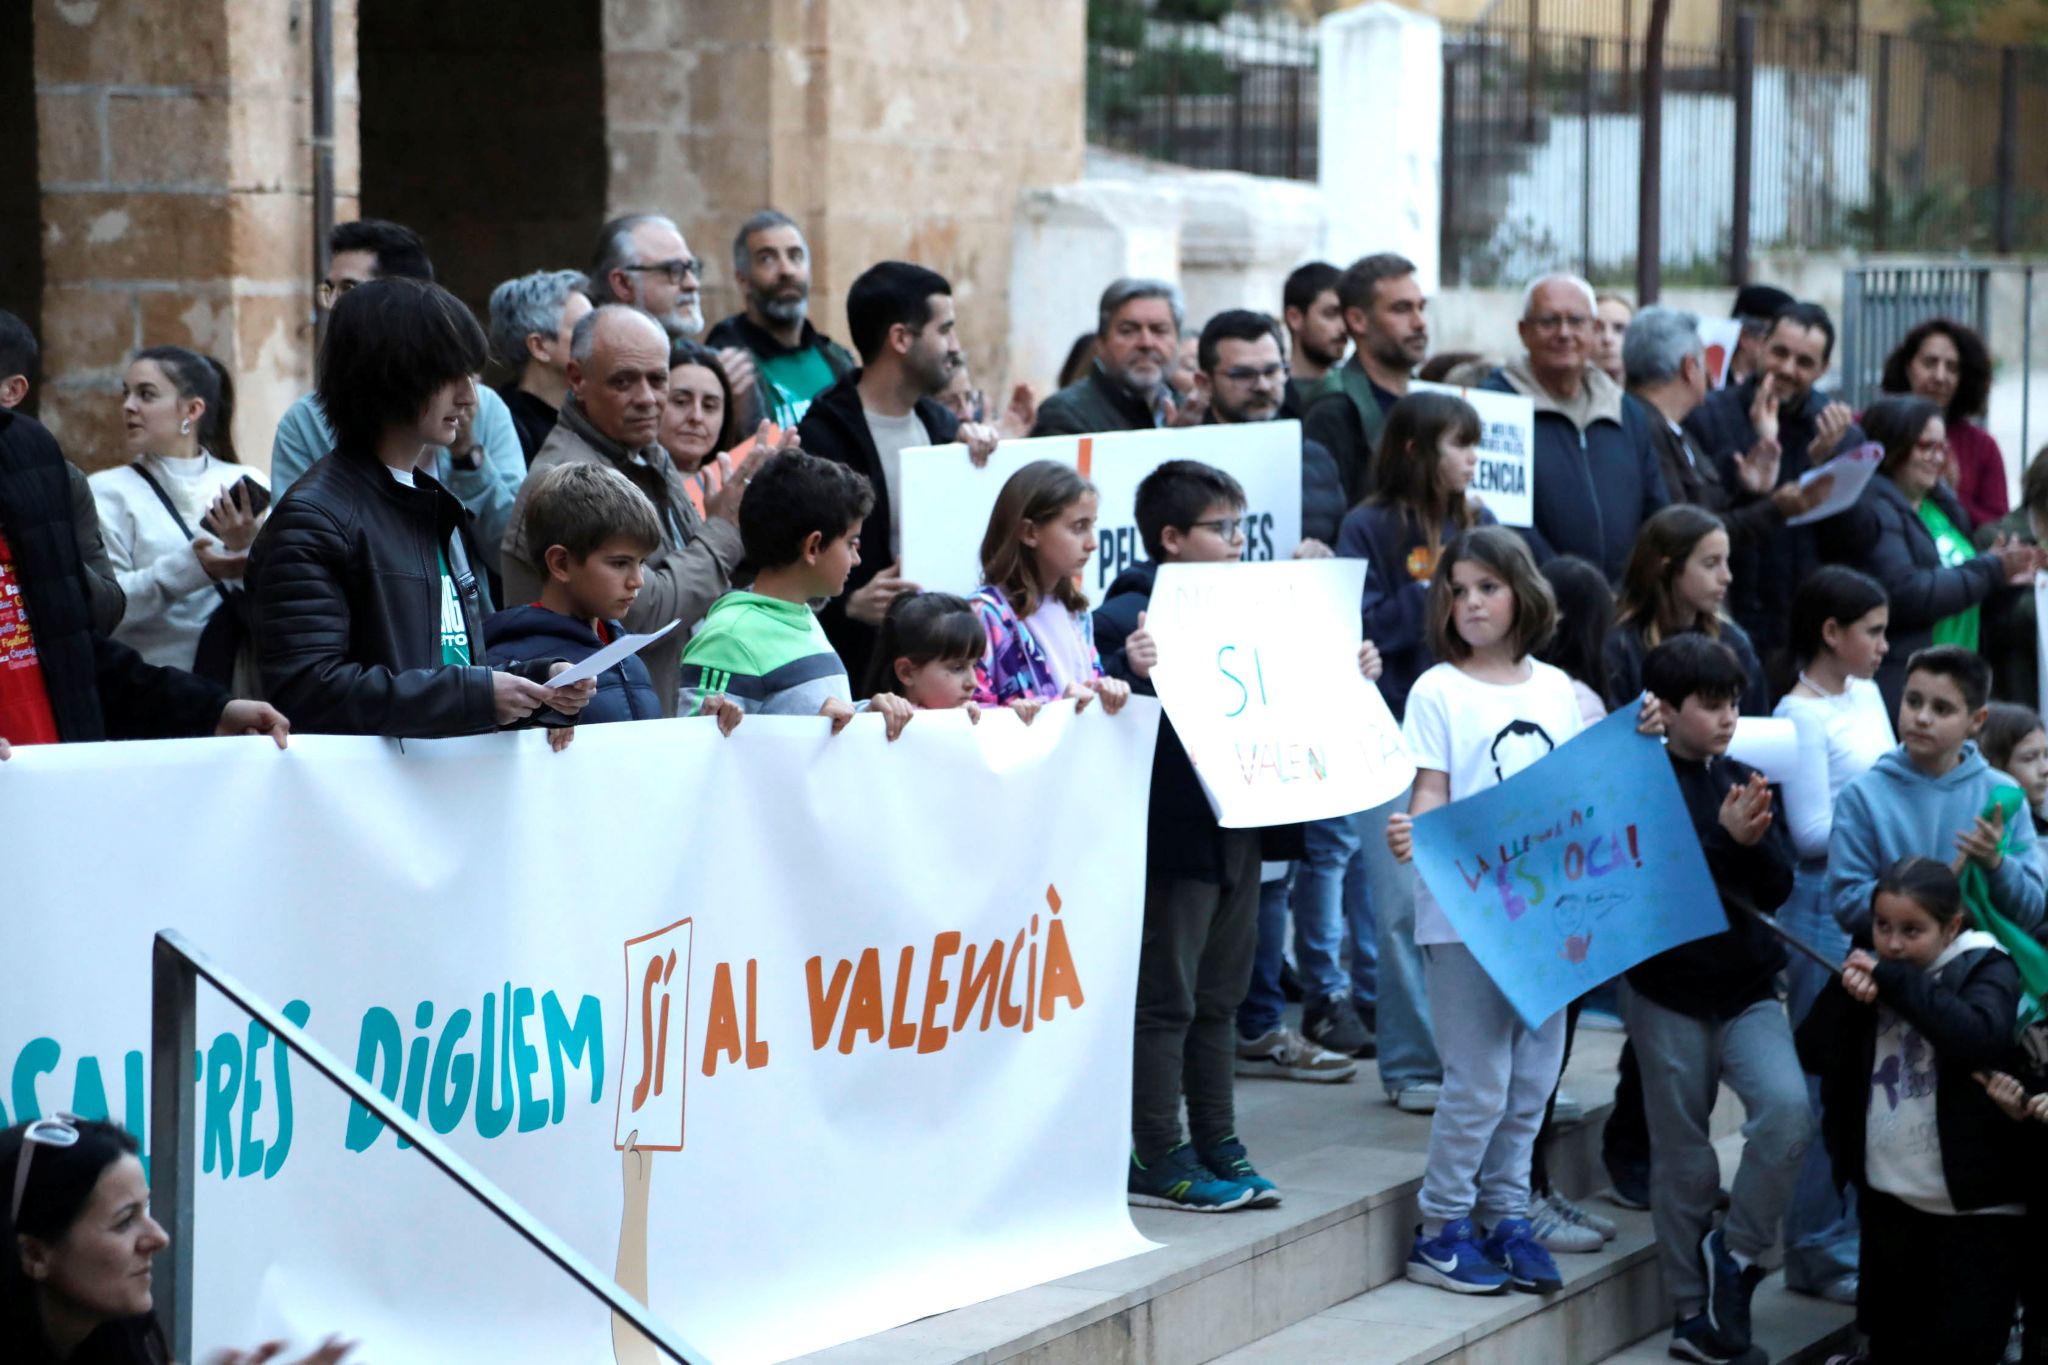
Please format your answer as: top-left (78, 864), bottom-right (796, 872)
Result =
top-left (11, 1114), bottom-right (81, 1225)
top-left (622, 258), bottom-right (702, 285)
top-left (1218, 363), bottom-right (1289, 385)
top-left (1189, 516), bottom-right (1245, 540)
top-left (1528, 313), bottom-right (1592, 334)
top-left (316, 278), bottom-right (362, 307)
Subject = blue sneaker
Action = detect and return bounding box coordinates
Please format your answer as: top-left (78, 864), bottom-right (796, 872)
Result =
top-left (1197, 1136), bottom-right (1281, 1208)
top-left (1480, 1216), bottom-right (1563, 1294)
top-left (1405, 1218), bottom-right (1511, 1295)
top-left (1700, 1226), bottom-right (1764, 1349)
top-left (1128, 1144), bottom-right (1257, 1212)
top-left (1668, 1311), bottom-right (1765, 1365)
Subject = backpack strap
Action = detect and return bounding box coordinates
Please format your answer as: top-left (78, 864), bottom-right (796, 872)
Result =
top-left (131, 463), bottom-right (231, 605)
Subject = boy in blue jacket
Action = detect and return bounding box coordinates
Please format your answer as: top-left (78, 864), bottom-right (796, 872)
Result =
top-left (486, 462), bottom-right (664, 725)
top-left (1828, 646), bottom-right (2046, 937)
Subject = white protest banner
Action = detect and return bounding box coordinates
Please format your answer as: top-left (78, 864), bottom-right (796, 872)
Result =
top-left (1145, 560), bottom-right (1416, 827)
top-left (899, 422), bottom-right (1303, 600)
top-left (1, 704), bottom-right (1161, 1364)
top-left (1785, 441), bottom-right (1882, 527)
top-left (1412, 380), bottom-right (1535, 528)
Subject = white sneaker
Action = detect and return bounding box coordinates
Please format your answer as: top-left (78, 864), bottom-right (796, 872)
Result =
top-left (1390, 1083), bottom-right (1442, 1113)
top-left (1528, 1196), bottom-right (1604, 1253)
top-left (1542, 1190), bottom-right (1617, 1242)
top-left (1235, 1027), bottom-right (1358, 1083)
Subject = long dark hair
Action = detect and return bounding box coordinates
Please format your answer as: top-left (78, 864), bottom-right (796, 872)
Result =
top-left (1615, 504), bottom-right (1727, 645)
top-left (1772, 564), bottom-right (1888, 697)
top-left (1537, 555), bottom-right (1614, 708)
top-left (1864, 394), bottom-right (1943, 480)
top-left (1367, 391), bottom-right (1483, 568)
top-left (1880, 317), bottom-right (1991, 423)
top-left (667, 339), bottom-right (740, 455)
top-left (2, 1119), bottom-right (169, 1363)
top-left (133, 345), bottom-right (238, 464)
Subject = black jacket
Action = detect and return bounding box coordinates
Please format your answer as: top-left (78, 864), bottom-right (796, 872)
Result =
top-left (1816, 474), bottom-right (2001, 717)
top-left (1796, 937), bottom-right (2028, 1212)
top-left (798, 371), bottom-right (961, 689)
top-left (484, 606), bottom-right (662, 725)
top-left (1684, 377), bottom-right (1865, 661)
top-left (704, 314), bottom-right (858, 430)
top-left (1602, 618), bottom-right (1768, 718)
top-left (496, 385), bottom-right (560, 467)
top-left (0, 409), bottom-right (224, 742)
top-left (247, 452), bottom-right (553, 737)
top-left (1301, 358), bottom-right (1396, 505)
top-left (1095, 560), bottom-right (1303, 877)
top-left (1644, 414), bottom-right (1783, 559)
top-left (1030, 363), bottom-right (1161, 438)
top-left (1625, 753), bottom-right (1794, 1019)
top-left (1199, 411), bottom-right (1345, 547)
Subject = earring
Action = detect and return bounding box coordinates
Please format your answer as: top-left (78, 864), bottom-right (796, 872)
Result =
top-left (180, 419), bottom-right (191, 435)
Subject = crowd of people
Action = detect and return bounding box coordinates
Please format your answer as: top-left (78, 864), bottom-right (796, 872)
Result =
top-left (4, 209), bottom-right (2047, 1365)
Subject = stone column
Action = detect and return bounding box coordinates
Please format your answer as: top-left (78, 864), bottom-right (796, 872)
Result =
top-left (33, 0), bottom-right (359, 472)
top-left (602, 0), bottom-right (1085, 396)
top-left (1318, 1), bottom-right (1441, 291)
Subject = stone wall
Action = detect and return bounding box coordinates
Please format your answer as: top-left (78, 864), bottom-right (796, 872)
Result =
top-left (31, 0), bottom-right (360, 472)
top-left (603, 0), bottom-right (1085, 395)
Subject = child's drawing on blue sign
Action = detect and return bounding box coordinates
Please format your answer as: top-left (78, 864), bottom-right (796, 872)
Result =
top-left (1409, 708), bottom-right (1729, 1027)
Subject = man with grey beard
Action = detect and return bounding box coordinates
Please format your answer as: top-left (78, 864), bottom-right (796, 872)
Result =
top-left (590, 211), bottom-right (761, 414)
top-left (706, 210), bottom-right (858, 430)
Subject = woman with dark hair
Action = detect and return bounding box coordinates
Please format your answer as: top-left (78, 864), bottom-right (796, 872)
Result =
top-left (1604, 504), bottom-right (1767, 714)
top-left (246, 277), bottom-right (596, 737)
top-left (2, 1116), bottom-right (353, 1364)
top-left (1816, 395), bottom-right (2036, 713)
top-left (1879, 317), bottom-right (2005, 525)
top-left (1536, 554), bottom-right (1614, 726)
top-left (659, 340), bottom-right (740, 518)
top-left (89, 346), bottom-right (266, 675)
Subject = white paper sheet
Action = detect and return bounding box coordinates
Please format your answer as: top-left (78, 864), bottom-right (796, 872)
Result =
top-left (1728, 717), bottom-right (1801, 786)
top-left (1785, 441), bottom-right (1882, 527)
top-left (543, 618), bottom-right (679, 688)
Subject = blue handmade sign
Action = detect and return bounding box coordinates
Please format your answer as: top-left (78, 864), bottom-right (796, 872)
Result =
top-left (1409, 707), bottom-right (1729, 1027)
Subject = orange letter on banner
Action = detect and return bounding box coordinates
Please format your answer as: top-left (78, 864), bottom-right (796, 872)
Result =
top-left (805, 956), bottom-right (851, 1051)
top-left (744, 959), bottom-right (769, 1070)
top-left (887, 945), bottom-right (919, 1050)
top-left (701, 962), bottom-right (741, 1076)
top-left (838, 948), bottom-right (886, 1054)
top-left (954, 940), bottom-right (1005, 1033)
top-left (1039, 918), bottom-right (1085, 1019)
top-left (919, 932), bottom-right (961, 1054)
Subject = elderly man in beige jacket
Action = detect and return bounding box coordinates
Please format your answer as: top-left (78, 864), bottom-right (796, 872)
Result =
top-left (504, 305), bottom-right (778, 713)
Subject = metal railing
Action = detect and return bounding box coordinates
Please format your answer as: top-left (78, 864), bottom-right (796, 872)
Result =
top-left (149, 930), bottom-right (707, 1364)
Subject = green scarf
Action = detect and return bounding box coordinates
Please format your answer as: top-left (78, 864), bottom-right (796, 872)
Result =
top-left (1957, 785), bottom-right (2048, 1037)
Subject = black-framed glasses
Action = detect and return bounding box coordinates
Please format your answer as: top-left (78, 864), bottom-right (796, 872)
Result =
top-left (622, 258), bottom-right (702, 285)
top-left (1189, 516), bottom-right (1245, 540)
top-left (11, 1113), bottom-right (81, 1224)
top-left (1218, 363), bottom-right (1289, 385)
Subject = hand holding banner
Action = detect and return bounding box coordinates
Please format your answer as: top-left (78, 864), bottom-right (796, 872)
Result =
top-left (1145, 560), bottom-right (1415, 827)
top-left (1408, 708), bottom-right (1729, 1027)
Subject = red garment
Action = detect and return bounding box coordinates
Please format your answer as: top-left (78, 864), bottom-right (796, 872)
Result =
top-left (1948, 418), bottom-right (2009, 527)
top-left (0, 530), bottom-right (60, 746)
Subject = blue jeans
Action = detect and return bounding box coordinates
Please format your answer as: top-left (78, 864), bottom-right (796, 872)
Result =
top-left (1353, 790), bottom-right (1441, 1092)
top-left (1293, 814), bottom-right (1374, 1007)
top-left (1779, 865), bottom-right (1859, 1291)
top-left (1237, 868), bottom-right (1294, 1039)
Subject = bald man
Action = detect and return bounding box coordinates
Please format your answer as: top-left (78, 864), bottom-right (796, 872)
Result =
top-left (503, 305), bottom-right (748, 713)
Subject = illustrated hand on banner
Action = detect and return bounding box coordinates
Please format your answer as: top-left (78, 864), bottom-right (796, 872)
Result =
top-left (1408, 708), bottom-right (1730, 1027)
top-left (1145, 560), bottom-right (1414, 827)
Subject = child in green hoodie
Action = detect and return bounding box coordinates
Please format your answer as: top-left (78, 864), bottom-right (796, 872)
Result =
top-left (679, 452), bottom-right (913, 737)
top-left (1828, 645), bottom-right (2046, 937)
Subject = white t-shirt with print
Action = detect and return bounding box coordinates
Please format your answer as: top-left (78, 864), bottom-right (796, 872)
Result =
top-left (1402, 658), bottom-right (1585, 945)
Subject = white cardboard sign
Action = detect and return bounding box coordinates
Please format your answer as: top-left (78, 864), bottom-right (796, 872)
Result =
top-left (1412, 381), bottom-right (1536, 528)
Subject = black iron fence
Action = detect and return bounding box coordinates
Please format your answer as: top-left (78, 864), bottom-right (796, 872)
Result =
top-left (1083, 4), bottom-right (2048, 288)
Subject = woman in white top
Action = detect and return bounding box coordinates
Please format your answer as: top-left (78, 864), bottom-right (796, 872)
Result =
top-left (89, 346), bottom-right (267, 673)
top-left (1773, 563), bottom-right (1893, 1302)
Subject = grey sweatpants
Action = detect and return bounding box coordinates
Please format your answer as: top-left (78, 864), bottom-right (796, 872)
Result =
top-left (1417, 942), bottom-right (1567, 1229)
top-left (1620, 983), bottom-right (1813, 1316)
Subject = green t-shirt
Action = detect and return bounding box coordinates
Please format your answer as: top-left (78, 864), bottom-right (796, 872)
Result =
top-left (757, 346), bottom-right (840, 428)
top-left (437, 546), bottom-right (473, 665)
top-left (1918, 496), bottom-right (1980, 651)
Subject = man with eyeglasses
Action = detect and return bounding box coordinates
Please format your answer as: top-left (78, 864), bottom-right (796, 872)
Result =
top-left (1303, 253), bottom-right (1429, 504)
top-left (1684, 299), bottom-right (1863, 659)
top-left (1480, 272), bottom-right (1669, 583)
top-left (589, 213), bottom-right (766, 419)
top-left (271, 220), bottom-right (524, 581)
top-left (1192, 310), bottom-right (1344, 558)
